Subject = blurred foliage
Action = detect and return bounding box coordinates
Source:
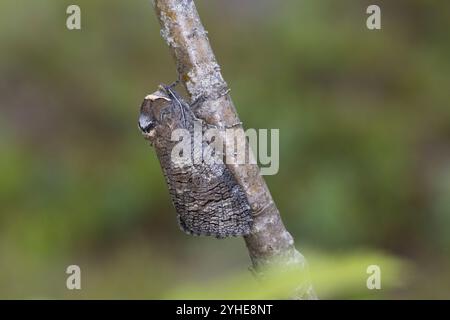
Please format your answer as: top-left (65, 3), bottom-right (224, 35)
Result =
top-left (0, 0), bottom-right (449, 298)
top-left (166, 250), bottom-right (408, 299)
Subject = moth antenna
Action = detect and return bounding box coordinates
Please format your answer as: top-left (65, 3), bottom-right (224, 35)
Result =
top-left (163, 83), bottom-right (187, 126)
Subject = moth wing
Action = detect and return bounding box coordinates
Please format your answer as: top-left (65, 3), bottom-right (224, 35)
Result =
top-left (163, 158), bottom-right (252, 238)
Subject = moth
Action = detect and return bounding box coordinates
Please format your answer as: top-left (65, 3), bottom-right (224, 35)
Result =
top-left (138, 84), bottom-right (253, 238)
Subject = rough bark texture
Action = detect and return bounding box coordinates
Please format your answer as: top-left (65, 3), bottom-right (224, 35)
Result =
top-left (152, 0), bottom-right (316, 299)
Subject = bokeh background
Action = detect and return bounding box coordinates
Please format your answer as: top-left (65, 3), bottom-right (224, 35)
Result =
top-left (0, 0), bottom-right (449, 299)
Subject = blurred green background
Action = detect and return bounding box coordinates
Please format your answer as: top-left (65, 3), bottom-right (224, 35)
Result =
top-left (0, 0), bottom-right (449, 299)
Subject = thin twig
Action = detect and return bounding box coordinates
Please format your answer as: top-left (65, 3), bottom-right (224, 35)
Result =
top-left (152, 0), bottom-right (316, 299)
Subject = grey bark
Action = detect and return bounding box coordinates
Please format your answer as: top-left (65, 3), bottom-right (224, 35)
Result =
top-left (152, 0), bottom-right (316, 299)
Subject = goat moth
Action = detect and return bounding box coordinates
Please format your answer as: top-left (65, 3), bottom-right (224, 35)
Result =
top-left (138, 85), bottom-right (252, 238)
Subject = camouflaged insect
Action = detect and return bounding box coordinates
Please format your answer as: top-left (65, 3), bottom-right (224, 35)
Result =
top-left (138, 85), bottom-right (252, 238)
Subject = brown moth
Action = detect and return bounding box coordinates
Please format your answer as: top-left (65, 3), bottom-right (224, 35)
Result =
top-left (138, 85), bottom-right (252, 238)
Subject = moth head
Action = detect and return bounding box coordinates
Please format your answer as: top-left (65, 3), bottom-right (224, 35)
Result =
top-left (138, 89), bottom-right (172, 143)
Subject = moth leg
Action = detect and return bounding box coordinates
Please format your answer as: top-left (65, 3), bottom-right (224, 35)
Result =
top-left (225, 121), bottom-right (242, 129)
top-left (220, 88), bottom-right (231, 97)
top-left (161, 82), bottom-right (188, 126)
top-left (188, 95), bottom-right (208, 124)
top-left (189, 89), bottom-right (241, 129)
top-left (189, 94), bottom-right (207, 111)
top-left (167, 79), bottom-right (180, 90)
top-left (190, 86), bottom-right (229, 112)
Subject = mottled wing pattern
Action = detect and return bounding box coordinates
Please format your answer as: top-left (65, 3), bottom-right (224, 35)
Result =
top-left (142, 85), bottom-right (253, 238)
top-left (157, 137), bottom-right (253, 238)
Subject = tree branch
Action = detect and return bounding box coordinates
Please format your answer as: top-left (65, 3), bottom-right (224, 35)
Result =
top-left (152, 0), bottom-right (316, 299)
